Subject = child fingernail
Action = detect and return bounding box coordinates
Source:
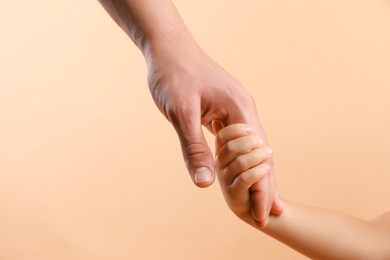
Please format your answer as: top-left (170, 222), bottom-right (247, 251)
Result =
top-left (266, 147), bottom-right (273, 158)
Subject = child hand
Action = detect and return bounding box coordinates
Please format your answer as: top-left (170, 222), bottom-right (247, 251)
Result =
top-left (215, 124), bottom-right (274, 227)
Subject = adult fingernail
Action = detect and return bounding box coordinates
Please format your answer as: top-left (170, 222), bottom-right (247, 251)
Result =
top-left (194, 167), bottom-right (212, 184)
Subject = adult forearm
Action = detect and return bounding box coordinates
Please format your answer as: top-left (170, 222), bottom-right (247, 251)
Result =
top-left (263, 200), bottom-right (387, 259)
top-left (98, 0), bottom-right (197, 56)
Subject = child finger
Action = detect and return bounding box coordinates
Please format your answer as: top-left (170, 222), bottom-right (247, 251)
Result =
top-left (223, 146), bottom-right (273, 184)
top-left (230, 163), bottom-right (271, 194)
top-left (250, 176), bottom-right (271, 228)
top-left (215, 124), bottom-right (255, 151)
top-left (217, 135), bottom-right (263, 168)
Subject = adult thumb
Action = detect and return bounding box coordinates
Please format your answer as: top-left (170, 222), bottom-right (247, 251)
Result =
top-left (172, 111), bottom-right (215, 188)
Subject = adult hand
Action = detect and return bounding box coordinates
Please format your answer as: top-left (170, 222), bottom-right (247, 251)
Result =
top-left (98, 0), bottom-right (283, 225)
top-left (145, 39), bottom-right (283, 225)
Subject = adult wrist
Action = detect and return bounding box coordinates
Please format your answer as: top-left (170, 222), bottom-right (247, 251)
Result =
top-left (140, 26), bottom-right (200, 63)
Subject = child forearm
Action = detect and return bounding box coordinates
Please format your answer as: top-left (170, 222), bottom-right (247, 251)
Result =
top-left (262, 200), bottom-right (389, 259)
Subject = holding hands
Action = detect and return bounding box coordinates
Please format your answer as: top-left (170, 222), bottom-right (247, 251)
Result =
top-left (98, 0), bottom-right (282, 226)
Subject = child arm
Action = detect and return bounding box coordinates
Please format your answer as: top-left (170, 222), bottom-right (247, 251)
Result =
top-left (264, 201), bottom-right (390, 259)
top-left (215, 124), bottom-right (390, 259)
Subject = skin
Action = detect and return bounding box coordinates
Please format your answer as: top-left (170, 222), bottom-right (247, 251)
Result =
top-left (215, 124), bottom-right (390, 259)
top-left (97, 0), bottom-right (283, 225)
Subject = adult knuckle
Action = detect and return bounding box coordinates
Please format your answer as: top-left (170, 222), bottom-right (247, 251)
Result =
top-left (168, 101), bottom-right (189, 121)
top-left (184, 142), bottom-right (209, 158)
top-left (235, 91), bottom-right (255, 109)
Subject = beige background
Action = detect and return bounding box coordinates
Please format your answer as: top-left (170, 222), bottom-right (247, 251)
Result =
top-left (1, 1), bottom-right (389, 259)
